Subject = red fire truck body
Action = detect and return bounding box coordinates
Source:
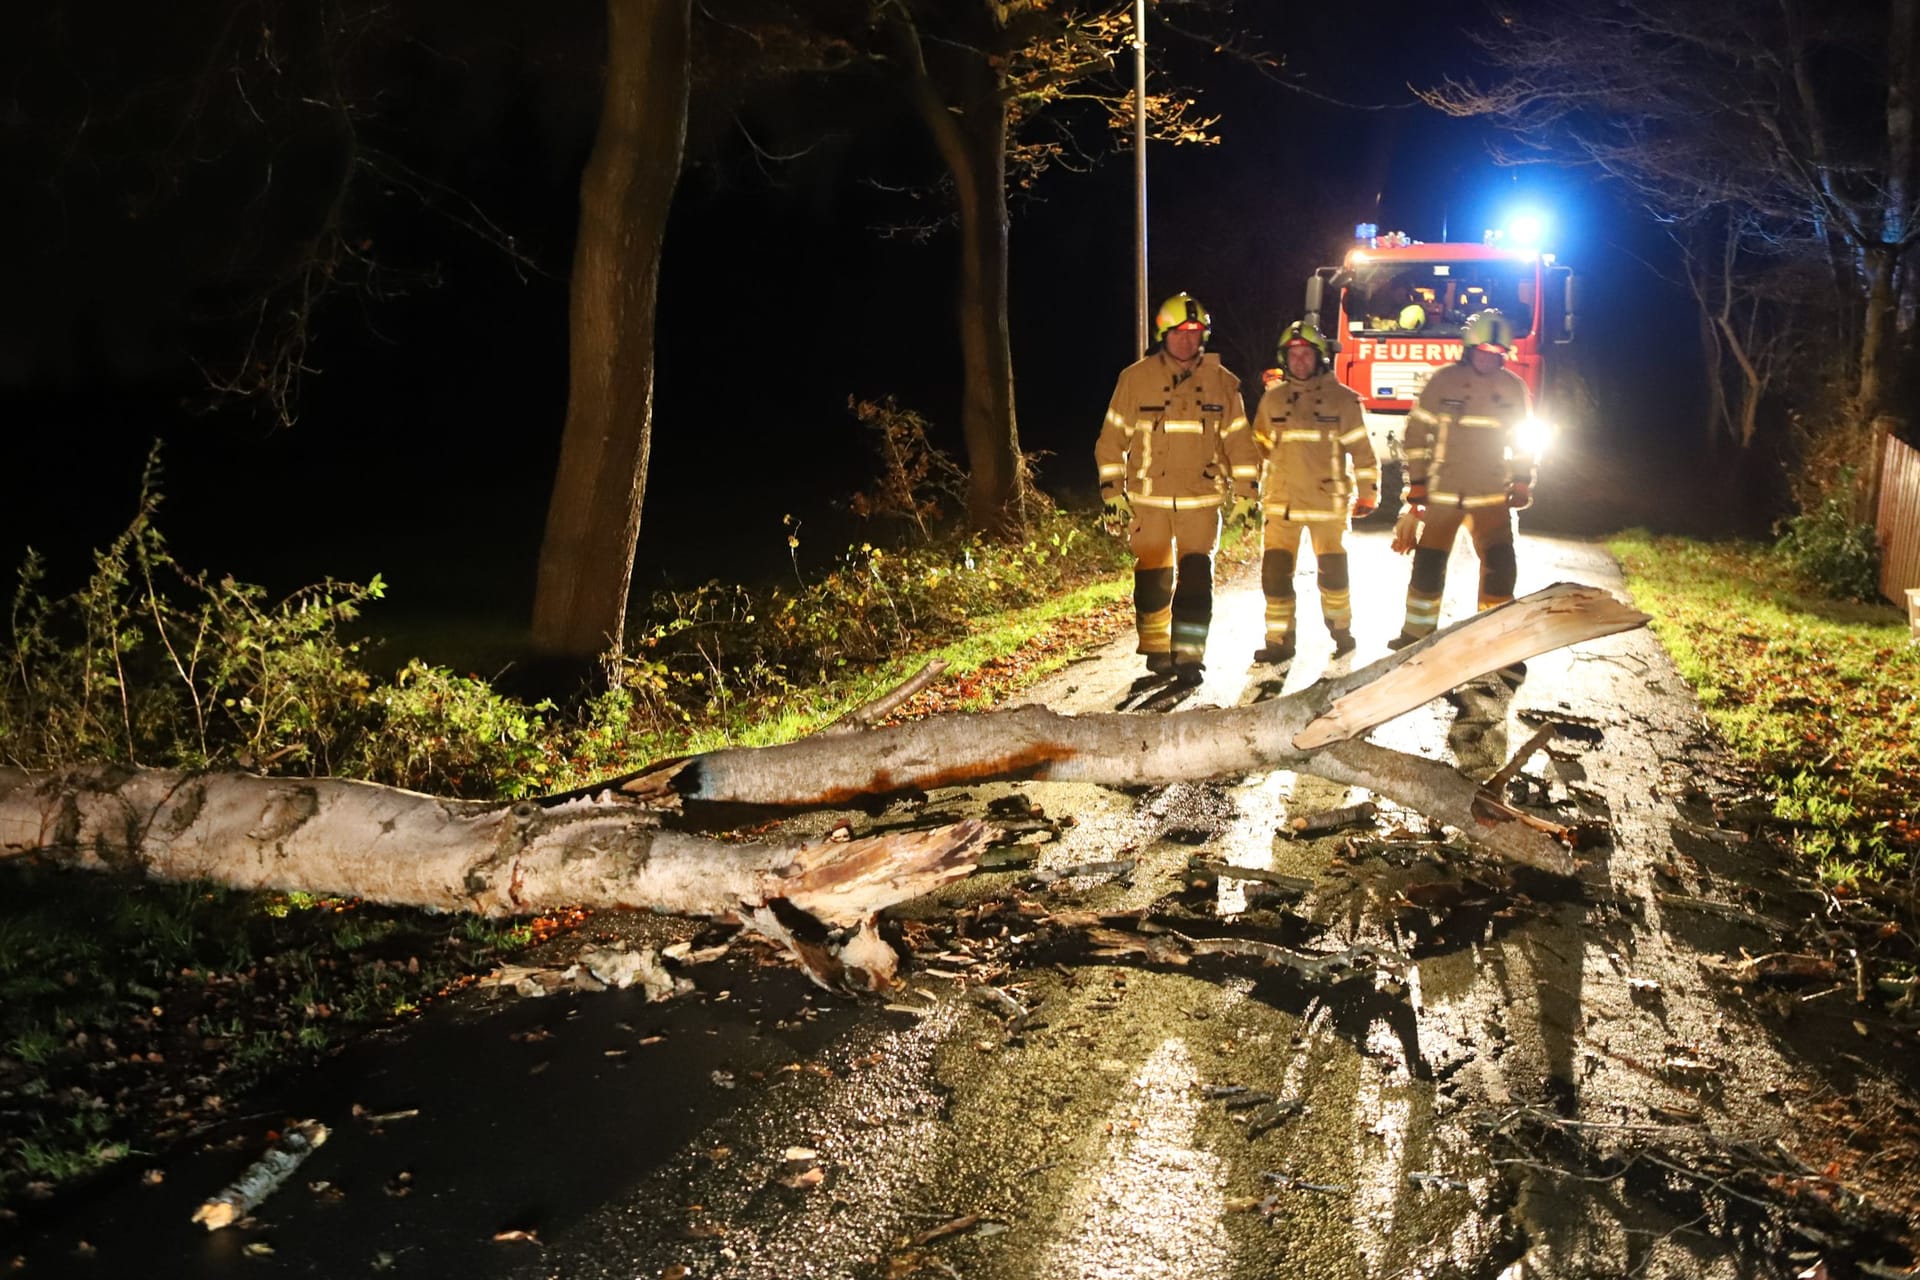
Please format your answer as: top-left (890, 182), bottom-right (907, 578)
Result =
top-left (1307, 237), bottom-right (1574, 471)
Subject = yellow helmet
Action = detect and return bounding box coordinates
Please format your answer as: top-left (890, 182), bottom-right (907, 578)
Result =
top-left (1462, 308), bottom-right (1515, 354)
top-left (1154, 292), bottom-right (1212, 344)
top-left (1277, 319), bottom-right (1331, 371)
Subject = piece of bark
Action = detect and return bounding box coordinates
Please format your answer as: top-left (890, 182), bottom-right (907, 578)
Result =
top-left (191, 1120), bottom-right (328, 1230)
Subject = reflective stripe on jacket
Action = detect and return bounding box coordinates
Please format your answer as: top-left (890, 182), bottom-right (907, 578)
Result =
top-left (1403, 363), bottom-right (1534, 506)
top-left (1095, 352), bottom-right (1259, 507)
top-left (1251, 373), bottom-right (1378, 521)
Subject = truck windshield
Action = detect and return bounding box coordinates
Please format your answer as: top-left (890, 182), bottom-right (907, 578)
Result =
top-left (1343, 260), bottom-right (1536, 340)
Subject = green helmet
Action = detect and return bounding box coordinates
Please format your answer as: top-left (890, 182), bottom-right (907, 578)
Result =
top-left (1154, 292), bottom-right (1212, 344)
top-left (1462, 308), bottom-right (1516, 355)
top-left (1277, 319), bottom-right (1331, 372)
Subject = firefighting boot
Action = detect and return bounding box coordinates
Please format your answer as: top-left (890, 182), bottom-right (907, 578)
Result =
top-left (1134, 566), bottom-right (1175, 665)
top-left (1390, 549), bottom-right (1448, 651)
top-left (1144, 652), bottom-right (1176, 675)
top-left (1251, 640), bottom-right (1295, 665)
top-left (1318, 553), bottom-right (1353, 645)
top-left (1258, 548), bottom-right (1297, 665)
top-left (1169, 552), bottom-right (1212, 683)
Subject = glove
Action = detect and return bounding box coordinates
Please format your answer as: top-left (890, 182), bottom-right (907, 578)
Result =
top-left (1351, 497), bottom-right (1378, 520)
top-left (1404, 481), bottom-right (1428, 511)
top-left (1390, 508), bottom-right (1422, 555)
top-left (1507, 480), bottom-right (1533, 510)
top-left (1102, 491), bottom-right (1130, 519)
top-left (1230, 495), bottom-right (1261, 528)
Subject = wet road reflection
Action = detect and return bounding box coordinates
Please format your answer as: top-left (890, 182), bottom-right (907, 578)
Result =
top-left (1036, 1037), bottom-right (1230, 1280)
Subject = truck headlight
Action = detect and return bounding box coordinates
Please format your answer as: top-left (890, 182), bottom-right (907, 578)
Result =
top-left (1516, 416), bottom-right (1555, 461)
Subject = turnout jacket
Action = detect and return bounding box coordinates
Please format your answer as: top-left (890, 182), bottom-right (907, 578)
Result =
top-left (1095, 352), bottom-right (1260, 509)
top-left (1403, 362), bottom-right (1536, 508)
top-left (1252, 371), bottom-right (1379, 520)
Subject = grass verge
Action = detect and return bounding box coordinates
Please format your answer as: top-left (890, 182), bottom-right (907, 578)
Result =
top-left (1607, 532), bottom-right (1919, 891)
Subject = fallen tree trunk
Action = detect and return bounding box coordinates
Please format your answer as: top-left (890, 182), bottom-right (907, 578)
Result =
top-left (0, 765), bottom-right (989, 927)
top-left (599, 584), bottom-right (1646, 872)
top-left (0, 583), bottom-right (1644, 929)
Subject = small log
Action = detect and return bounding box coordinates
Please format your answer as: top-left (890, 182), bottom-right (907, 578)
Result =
top-left (191, 1120), bottom-right (328, 1230)
top-left (1185, 857), bottom-right (1314, 897)
top-left (1286, 801), bottom-right (1378, 838)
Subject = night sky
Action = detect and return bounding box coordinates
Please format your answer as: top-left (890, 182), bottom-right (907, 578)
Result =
top-left (2, 1), bottom-right (1703, 647)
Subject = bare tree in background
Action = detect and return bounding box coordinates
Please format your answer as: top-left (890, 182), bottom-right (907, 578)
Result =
top-left (1673, 211), bottom-right (1810, 452)
top-left (1424, 0), bottom-right (1920, 516)
top-left (729, 2), bottom-right (1223, 538)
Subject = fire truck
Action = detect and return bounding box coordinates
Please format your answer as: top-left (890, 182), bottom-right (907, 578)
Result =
top-left (1302, 226), bottom-right (1576, 485)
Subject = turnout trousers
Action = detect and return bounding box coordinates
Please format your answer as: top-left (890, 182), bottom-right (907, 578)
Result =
top-left (1260, 517), bottom-right (1351, 646)
top-left (1129, 504), bottom-right (1221, 663)
top-left (1399, 503), bottom-right (1517, 639)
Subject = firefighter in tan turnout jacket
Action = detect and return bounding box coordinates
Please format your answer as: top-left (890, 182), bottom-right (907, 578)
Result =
top-left (1388, 309), bottom-right (1539, 672)
top-left (1250, 320), bottom-right (1379, 664)
top-left (1095, 292), bottom-right (1261, 680)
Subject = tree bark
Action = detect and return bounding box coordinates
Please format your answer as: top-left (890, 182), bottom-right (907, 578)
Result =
top-left (1860, 243), bottom-right (1902, 521)
top-left (952, 104), bottom-right (1024, 537)
top-left (1867, 0), bottom-right (1919, 518)
top-left (530, 0), bottom-right (692, 659)
top-left (0, 765), bottom-right (988, 930)
top-left (603, 585), bottom-right (1648, 874)
top-left (895, 25), bottom-right (1025, 539)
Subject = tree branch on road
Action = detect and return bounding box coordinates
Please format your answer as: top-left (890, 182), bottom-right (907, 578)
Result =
top-left (0, 583), bottom-right (1645, 981)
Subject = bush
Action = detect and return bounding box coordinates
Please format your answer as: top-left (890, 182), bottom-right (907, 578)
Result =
top-left (0, 449), bottom-right (548, 798)
top-left (3, 439), bottom-right (1132, 800)
top-left (608, 504), bottom-right (1130, 732)
top-left (597, 407), bottom-right (1129, 743)
top-left (1775, 467), bottom-right (1882, 601)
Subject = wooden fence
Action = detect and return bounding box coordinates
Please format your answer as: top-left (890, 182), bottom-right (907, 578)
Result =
top-left (1878, 432), bottom-right (1920, 607)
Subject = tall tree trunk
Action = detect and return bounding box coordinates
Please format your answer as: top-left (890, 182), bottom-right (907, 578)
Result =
top-left (1698, 306), bottom-right (1730, 448)
top-left (1867, 0), bottom-right (1918, 518)
top-left (952, 105), bottom-right (1024, 536)
top-left (530, 0), bottom-right (691, 660)
top-left (893, 20), bottom-right (1025, 540)
top-left (1860, 244), bottom-right (1903, 521)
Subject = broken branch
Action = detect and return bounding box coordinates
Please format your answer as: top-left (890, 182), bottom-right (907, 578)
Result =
top-left (191, 1120), bottom-right (328, 1230)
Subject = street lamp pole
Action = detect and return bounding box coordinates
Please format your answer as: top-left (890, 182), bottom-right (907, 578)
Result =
top-left (1133, 0), bottom-right (1149, 358)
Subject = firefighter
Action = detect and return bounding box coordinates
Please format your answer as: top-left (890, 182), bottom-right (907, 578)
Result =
top-left (1250, 319), bottom-right (1379, 663)
top-left (1387, 308), bottom-right (1538, 673)
top-left (1095, 292), bottom-right (1262, 681)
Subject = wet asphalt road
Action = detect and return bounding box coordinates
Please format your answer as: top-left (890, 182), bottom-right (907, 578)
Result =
top-left (9, 526), bottom-right (1918, 1279)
